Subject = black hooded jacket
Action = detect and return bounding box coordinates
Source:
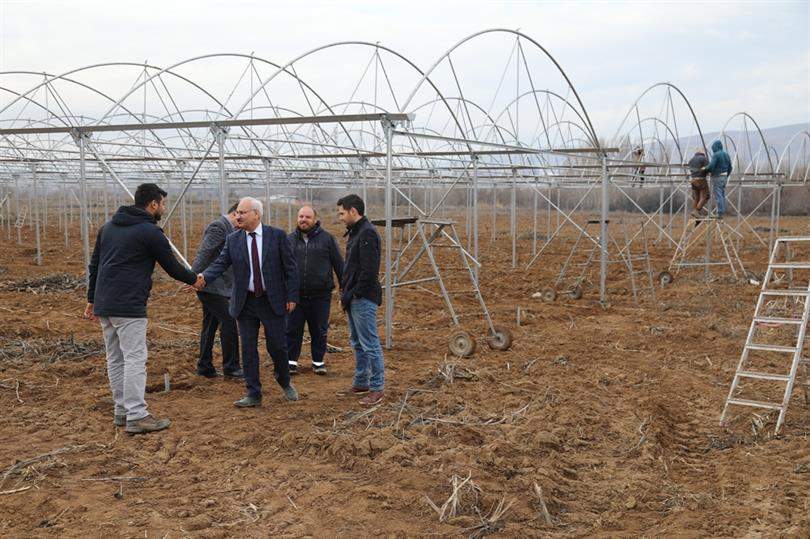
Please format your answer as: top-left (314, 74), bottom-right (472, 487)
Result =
top-left (287, 222), bottom-right (344, 298)
top-left (87, 205), bottom-right (197, 318)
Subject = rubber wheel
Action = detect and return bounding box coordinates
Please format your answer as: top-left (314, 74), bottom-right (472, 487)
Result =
top-left (540, 287), bottom-right (557, 303)
top-left (487, 326), bottom-right (513, 351)
top-left (658, 271), bottom-right (674, 286)
top-left (569, 285), bottom-right (583, 300)
top-left (449, 331), bottom-right (476, 358)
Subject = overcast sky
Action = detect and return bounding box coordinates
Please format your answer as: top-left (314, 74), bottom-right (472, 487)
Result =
top-left (1, 0), bottom-right (808, 137)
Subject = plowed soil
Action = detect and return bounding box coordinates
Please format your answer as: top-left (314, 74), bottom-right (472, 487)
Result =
top-left (1, 209), bottom-right (808, 537)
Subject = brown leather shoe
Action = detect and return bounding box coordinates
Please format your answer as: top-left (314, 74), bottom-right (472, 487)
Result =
top-left (359, 390), bottom-right (384, 406)
top-left (125, 414), bottom-right (171, 435)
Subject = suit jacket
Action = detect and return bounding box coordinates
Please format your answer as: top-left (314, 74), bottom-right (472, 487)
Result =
top-left (191, 215), bottom-right (234, 297)
top-left (203, 225), bottom-right (299, 318)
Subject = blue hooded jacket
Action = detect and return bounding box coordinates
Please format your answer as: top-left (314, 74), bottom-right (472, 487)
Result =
top-left (705, 140), bottom-right (733, 177)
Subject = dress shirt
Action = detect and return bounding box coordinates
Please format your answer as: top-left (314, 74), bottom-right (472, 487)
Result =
top-left (245, 225), bottom-right (266, 292)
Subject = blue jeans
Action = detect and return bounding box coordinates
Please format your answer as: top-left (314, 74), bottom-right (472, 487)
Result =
top-left (347, 297), bottom-right (385, 391)
top-left (711, 175), bottom-right (728, 216)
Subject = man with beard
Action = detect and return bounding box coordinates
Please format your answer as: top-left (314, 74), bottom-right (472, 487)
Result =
top-left (285, 205), bottom-right (344, 375)
top-left (85, 183), bottom-right (202, 434)
top-left (335, 194), bottom-right (385, 406)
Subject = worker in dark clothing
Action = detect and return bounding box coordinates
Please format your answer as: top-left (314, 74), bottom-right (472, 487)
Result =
top-left (632, 146), bottom-right (646, 186)
top-left (703, 140), bottom-right (733, 219)
top-left (85, 183), bottom-right (201, 435)
top-left (687, 151), bottom-right (710, 218)
top-left (335, 194), bottom-right (385, 406)
top-left (191, 202), bottom-right (243, 379)
top-left (285, 206), bottom-right (344, 375)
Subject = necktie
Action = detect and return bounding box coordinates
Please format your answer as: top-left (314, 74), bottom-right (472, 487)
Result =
top-left (249, 232), bottom-right (264, 296)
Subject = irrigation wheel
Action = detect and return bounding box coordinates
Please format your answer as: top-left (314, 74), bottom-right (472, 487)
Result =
top-left (658, 271), bottom-right (674, 286)
top-left (487, 326), bottom-right (513, 351)
top-left (449, 331), bottom-right (476, 358)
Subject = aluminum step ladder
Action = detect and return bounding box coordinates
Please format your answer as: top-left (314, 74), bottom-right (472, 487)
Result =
top-left (720, 236), bottom-right (810, 435)
top-left (14, 206), bottom-right (28, 228)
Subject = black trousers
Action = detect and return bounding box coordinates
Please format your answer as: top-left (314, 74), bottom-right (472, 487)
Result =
top-left (285, 295), bottom-right (332, 367)
top-left (237, 294), bottom-right (291, 398)
top-left (197, 292), bottom-right (240, 374)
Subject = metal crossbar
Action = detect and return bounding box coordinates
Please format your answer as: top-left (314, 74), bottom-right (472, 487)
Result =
top-left (389, 219), bottom-right (498, 336)
top-left (666, 216), bottom-right (748, 281)
top-left (542, 218), bottom-right (655, 304)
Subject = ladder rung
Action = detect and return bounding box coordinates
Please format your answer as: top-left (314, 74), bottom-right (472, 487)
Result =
top-left (736, 371), bottom-right (790, 381)
top-left (746, 343), bottom-right (798, 353)
top-left (753, 317), bottom-right (804, 325)
top-left (770, 263), bottom-right (810, 269)
top-left (726, 398), bottom-right (783, 411)
top-left (761, 289), bottom-right (809, 297)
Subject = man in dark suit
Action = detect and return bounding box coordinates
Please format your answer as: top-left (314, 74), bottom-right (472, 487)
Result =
top-left (197, 197), bottom-right (299, 407)
top-left (191, 202), bottom-right (243, 379)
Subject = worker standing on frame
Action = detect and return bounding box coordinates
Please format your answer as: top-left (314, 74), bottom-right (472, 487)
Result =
top-left (632, 146), bottom-right (646, 186)
top-left (703, 140), bottom-right (733, 220)
top-left (687, 151), bottom-right (710, 218)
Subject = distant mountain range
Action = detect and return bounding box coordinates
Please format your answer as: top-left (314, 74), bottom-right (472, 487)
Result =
top-left (679, 123), bottom-right (809, 165)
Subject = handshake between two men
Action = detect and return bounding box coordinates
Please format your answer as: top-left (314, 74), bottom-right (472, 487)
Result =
top-left (187, 273), bottom-right (296, 314)
top-left (191, 273), bottom-right (206, 291)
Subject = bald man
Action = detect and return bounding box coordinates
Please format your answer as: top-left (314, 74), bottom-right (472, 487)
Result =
top-left (199, 197), bottom-right (299, 407)
top-left (285, 206), bottom-right (343, 375)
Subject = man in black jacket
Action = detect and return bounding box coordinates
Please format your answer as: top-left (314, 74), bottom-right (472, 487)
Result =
top-left (335, 194), bottom-right (385, 406)
top-left (84, 183), bottom-right (201, 435)
top-left (191, 202), bottom-right (243, 379)
top-left (285, 205), bottom-right (344, 375)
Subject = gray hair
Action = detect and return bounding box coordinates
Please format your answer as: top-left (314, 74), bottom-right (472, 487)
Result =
top-left (240, 197), bottom-right (263, 218)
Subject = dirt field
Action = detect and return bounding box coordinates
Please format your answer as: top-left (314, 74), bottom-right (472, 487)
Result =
top-left (1, 209), bottom-right (809, 537)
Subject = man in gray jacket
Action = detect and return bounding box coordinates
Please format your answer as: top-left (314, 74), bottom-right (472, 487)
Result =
top-left (191, 203), bottom-right (243, 379)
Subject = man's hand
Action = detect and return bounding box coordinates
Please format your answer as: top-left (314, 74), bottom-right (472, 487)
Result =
top-left (286, 302), bottom-right (297, 313)
top-left (193, 274), bottom-right (206, 290)
top-left (83, 303), bottom-right (96, 321)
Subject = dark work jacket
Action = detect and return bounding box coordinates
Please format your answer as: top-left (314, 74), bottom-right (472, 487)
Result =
top-left (88, 205), bottom-right (197, 318)
top-left (287, 222), bottom-right (344, 299)
top-left (688, 152), bottom-right (709, 179)
top-left (191, 215), bottom-right (235, 298)
top-left (340, 216), bottom-right (382, 309)
top-left (203, 225), bottom-right (299, 318)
